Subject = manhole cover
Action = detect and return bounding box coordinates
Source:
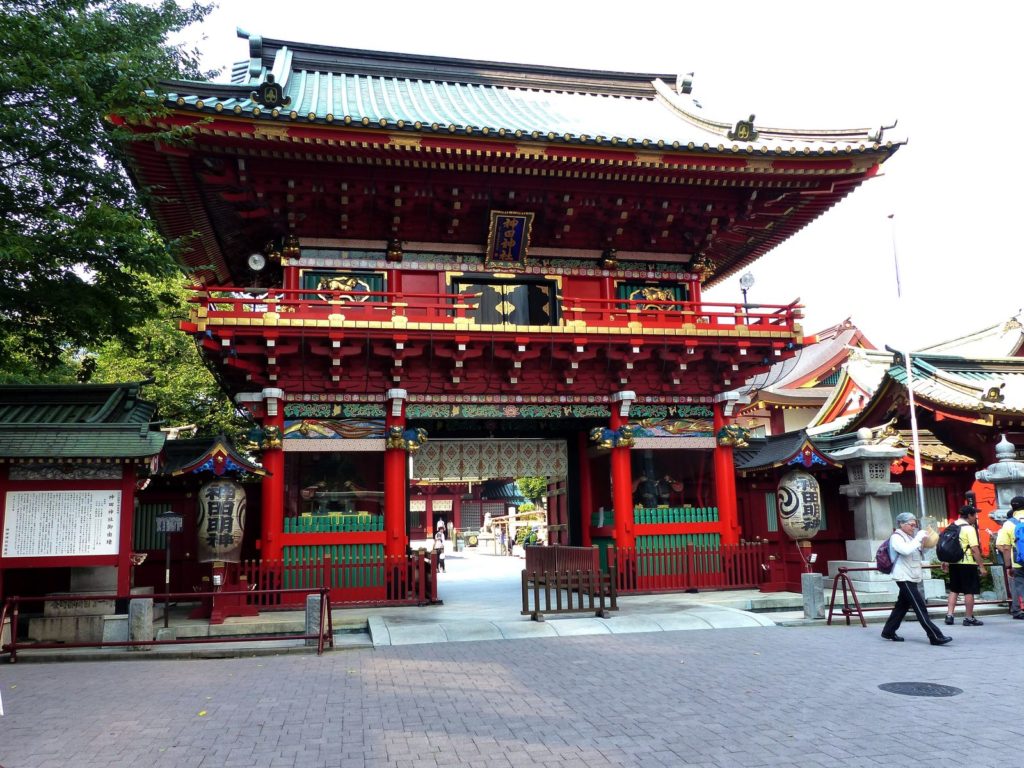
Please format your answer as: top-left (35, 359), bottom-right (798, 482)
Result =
top-left (878, 682), bottom-right (963, 697)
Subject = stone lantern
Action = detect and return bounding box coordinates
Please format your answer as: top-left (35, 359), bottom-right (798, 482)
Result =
top-left (976, 435), bottom-right (1024, 524)
top-left (832, 428), bottom-right (906, 563)
top-left (827, 427), bottom-right (945, 597)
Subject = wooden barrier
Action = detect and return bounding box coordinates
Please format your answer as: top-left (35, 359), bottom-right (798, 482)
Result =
top-left (521, 567), bottom-right (618, 621)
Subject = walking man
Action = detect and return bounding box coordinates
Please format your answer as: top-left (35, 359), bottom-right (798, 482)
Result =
top-left (996, 496), bottom-right (1024, 619)
top-left (945, 505), bottom-right (987, 627)
top-left (882, 512), bottom-right (952, 645)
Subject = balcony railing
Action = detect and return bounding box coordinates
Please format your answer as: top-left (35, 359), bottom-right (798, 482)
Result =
top-left (189, 287), bottom-right (802, 335)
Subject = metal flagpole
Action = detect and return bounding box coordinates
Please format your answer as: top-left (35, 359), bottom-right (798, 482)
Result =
top-left (890, 213), bottom-right (927, 518)
top-left (903, 350), bottom-right (928, 518)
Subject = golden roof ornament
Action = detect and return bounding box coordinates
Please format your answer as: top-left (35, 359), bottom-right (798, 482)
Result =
top-left (281, 235), bottom-right (300, 259)
top-left (689, 253), bottom-right (715, 283)
top-left (385, 238), bottom-right (404, 263)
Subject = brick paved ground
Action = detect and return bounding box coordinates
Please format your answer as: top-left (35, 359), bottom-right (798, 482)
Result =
top-left (1, 617), bottom-right (1018, 768)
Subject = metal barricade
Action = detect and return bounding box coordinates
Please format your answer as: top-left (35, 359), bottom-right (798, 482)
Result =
top-left (1, 587), bottom-right (334, 663)
top-left (828, 563), bottom-right (1012, 627)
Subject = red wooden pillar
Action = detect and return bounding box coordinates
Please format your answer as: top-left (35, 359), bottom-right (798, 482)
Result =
top-left (384, 389), bottom-right (409, 559)
top-left (610, 391), bottom-right (635, 549)
top-left (260, 388), bottom-right (286, 561)
top-left (713, 399), bottom-right (740, 546)
top-left (117, 463), bottom-right (137, 596)
top-left (577, 430), bottom-right (594, 547)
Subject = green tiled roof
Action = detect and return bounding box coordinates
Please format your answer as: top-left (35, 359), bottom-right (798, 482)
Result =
top-left (0, 383), bottom-right (165, 460)
top-left (153, 34), bottom-right (897, 154)
top-left (889, 354), bottom-right (1024, 415)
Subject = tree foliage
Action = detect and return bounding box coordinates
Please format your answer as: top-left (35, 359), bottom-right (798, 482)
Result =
top-left (517, 476), bottom-right (548, 503)
top-left (0, 0), bottom-right (211, 371)
top-left (83, 272), bottom-right (247, 441)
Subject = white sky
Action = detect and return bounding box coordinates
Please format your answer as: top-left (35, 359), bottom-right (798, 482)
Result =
top-left (181, 0), bottom-right (1023, 351)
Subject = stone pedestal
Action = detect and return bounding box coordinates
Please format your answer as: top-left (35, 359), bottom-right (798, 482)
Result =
top-left (802, 573), bottom-right (825, 619)
top-left (976, 435), bottom-right (1024, 525)
top-left (28, 585), bottom-right (154, 643)
top-left (128, 598), bottom-right (154, 651)
top-left (305, 593), bottom-right (323, 648)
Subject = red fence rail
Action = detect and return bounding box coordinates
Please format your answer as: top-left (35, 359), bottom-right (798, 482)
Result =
top-left (240, 552), bottom-right (438, 608)
top-left (611, 542), bottom-right (769, 593)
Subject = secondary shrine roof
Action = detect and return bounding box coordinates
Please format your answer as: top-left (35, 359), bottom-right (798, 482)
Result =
top-left (159, 435), bottom-right (265, 477)
top-left (0, 382), bottom-right (166, 461)
top-left (916, 311), bottom-right (1024, 358)
top-left (739, 319), bottom-right (874, 410)
top-left (848, 352), bottom-right (1024, 433)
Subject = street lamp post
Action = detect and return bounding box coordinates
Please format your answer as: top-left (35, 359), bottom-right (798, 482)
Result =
top-left (739, 272), bottom-right (755, 319)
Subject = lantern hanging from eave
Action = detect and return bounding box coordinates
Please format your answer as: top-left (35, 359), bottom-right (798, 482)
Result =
top-left (197, 478), bottom-right (247, 563)
top-left (776, 469), bottom-right (822, 540)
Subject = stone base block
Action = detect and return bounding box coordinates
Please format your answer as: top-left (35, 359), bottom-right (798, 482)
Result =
top-left (2, 615), bottom-right (10, 648)
top-left (846, 539), bottom-right (891, 564)
top-left (922, 578), bottom-right (947, 600)
top-left (102, 615), bottom-right (129, 643)
top-left (44, 597), bottom-right (116, 617)
top-left (829, 579), bottom-right (898, 594)
top-left (29, 615), bottom-right (104, 643)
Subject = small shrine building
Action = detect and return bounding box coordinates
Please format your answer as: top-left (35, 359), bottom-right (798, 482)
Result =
top-left (117, 31), bottom-right (900, 593)
top-left (0, 383), bottom-right (165, 600)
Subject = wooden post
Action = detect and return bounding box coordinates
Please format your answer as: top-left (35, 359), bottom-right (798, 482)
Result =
top-left (384, 389), bottom-right (409, 560)
top-left (260, 390), bottom-right (286, 561)
top-left (116, 463), bottom-right (136, 596)
top-left (609, 392), bottom-right (635, 550)
top-left (713, 400), bottom-right (740, 546)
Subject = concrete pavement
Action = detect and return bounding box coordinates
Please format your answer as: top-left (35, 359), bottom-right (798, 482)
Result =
top-left (2, 612), bottom-right (1020, 767)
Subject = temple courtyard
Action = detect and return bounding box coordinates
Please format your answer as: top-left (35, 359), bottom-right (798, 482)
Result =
top-left (1, 602), bottom-right (1017, 767)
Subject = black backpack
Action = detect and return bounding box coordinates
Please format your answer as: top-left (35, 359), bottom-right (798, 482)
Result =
top-left (936, 522), bottom-right (965, 564)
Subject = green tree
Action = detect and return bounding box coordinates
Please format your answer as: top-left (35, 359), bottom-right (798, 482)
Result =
top-left (517, 476), bottom-right (548, 504)
top-left (0, 0), bottom-right (211, 373)
top-left (83, 272), bottom-right (247, 440)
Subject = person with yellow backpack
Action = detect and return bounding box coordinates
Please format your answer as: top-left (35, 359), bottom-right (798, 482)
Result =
top-left (996, 496), bottom-right (1024, 619)
top-left (943, 505), bottom-right (987, 627)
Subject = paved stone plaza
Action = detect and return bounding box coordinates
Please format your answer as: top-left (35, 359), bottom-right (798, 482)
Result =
top-left (1, 615), bottom-right (1019, 768)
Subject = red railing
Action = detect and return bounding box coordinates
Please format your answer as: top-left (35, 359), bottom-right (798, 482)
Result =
top-left (611, 542), bottom-right (770, 593)
top-left (240, 552), bottom-right (438, 608)
top-left (189, 286), bottom-right (802, 335)
top-left (524, 544), bottom-right (601, 574)
top-left (562, 296), bottom-right (802, 331)
top-left (0, 588), bottom-right (334, 663)
top-left (190, 287), bottom-right (480, 324)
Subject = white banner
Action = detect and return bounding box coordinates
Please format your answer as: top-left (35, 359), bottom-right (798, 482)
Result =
top-left (2, 490), bottom-right (121, 558)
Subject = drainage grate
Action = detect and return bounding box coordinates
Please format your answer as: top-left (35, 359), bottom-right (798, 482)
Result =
top-left (878, 682), bottom-right (963, 697)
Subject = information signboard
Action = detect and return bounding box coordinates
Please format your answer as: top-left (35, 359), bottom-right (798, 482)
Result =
top-left (1, 490), bottom-right (121, 558)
